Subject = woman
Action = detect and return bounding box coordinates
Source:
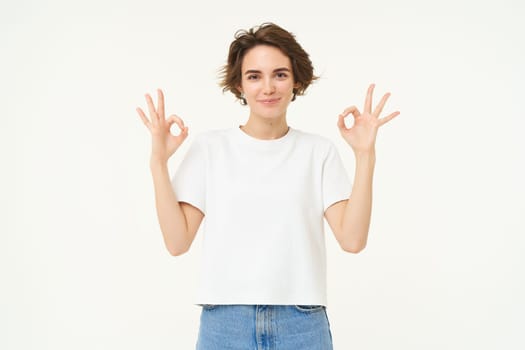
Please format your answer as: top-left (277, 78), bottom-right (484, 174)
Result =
top-left (137, 23), bottom-right (398, 350)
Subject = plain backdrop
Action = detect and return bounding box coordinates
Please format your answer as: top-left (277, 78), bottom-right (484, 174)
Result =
top-left (2, 0), bottom-right (524, 349)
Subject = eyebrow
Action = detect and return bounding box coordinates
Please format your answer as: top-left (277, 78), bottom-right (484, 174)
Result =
top-left (243, 67), bottom-right (291, 75)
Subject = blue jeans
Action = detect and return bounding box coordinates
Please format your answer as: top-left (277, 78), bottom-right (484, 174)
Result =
top-left (196, 304), bottom-right (333, 350)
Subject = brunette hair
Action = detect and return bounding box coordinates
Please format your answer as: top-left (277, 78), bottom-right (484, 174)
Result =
top-left (219, 23), bottom-right (318, 104)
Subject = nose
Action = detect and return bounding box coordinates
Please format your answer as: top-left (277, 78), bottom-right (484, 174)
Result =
top-left (263, 78), bottom-right (275, 95)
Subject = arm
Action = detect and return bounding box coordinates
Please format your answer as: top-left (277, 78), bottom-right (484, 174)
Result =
top-left (325, 84), bottom-right (399, 253)
top-left (137, 89), bottom-right (204, 256)
top-left (150, 161), bottom-right (204, 256)
top-left (325, 151), bottom-right (375, 253)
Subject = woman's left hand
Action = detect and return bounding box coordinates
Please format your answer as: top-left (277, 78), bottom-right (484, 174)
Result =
top-left (337, 84), bottom-right (399, 155)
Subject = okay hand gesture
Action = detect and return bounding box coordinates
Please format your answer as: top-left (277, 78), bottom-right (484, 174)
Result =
top-left (136, 89), bottom-right (188, 164)
top-left (337, 84), bottom-right (399, 155)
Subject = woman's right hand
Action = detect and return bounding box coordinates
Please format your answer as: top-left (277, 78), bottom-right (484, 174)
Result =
top-left (136, 89), bottom-right (188, 164)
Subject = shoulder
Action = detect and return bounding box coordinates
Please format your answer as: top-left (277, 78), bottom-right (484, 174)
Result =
top-left (292, 128), bottom-right (337, 153)
top-left (189, 128), bottom-right (234, 147)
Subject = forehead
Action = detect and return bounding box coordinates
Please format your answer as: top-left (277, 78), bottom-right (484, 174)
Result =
top-left (241, 45), bottom-right (292, 72)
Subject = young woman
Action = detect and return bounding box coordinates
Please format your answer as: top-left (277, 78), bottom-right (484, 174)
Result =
top-left (137, 23), bottom-right (399, 350)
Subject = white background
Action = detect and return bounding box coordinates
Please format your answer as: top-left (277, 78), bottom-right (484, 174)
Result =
top-left (2, 0), bottom-right (524, 349)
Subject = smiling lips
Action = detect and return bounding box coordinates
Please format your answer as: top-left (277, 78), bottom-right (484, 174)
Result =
top-left (257, 98), bottom-right (281, 105)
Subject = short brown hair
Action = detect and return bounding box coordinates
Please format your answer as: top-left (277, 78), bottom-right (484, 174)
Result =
top-left (220, 23), bottom-right (318, 103)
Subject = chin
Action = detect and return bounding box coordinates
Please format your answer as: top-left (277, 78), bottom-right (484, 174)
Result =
top-left (252, 109), bottom-right (287, 120)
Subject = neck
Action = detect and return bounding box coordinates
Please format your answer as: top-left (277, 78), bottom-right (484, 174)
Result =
top-left (240, 116), bottom-right (289, 140)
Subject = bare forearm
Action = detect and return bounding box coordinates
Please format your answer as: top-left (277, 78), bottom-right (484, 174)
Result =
top-left (334, 83), bottom-right (398, 252)
top-left (150, 160), bottom-right (189, 255)
top-left (341, 151), bottom-right (376, 252)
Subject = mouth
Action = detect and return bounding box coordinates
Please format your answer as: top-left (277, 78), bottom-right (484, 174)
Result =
top-left (257, 98), bottom-right (281, 105)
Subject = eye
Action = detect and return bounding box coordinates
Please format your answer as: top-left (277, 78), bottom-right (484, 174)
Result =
top-left (276, 72), bottom-right (288, 79)
top-left (247, 74), bottom-right (259, 80)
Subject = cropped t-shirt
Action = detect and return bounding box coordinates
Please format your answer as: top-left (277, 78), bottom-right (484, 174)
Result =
top-left (171, 126), bottom-right (351, 306)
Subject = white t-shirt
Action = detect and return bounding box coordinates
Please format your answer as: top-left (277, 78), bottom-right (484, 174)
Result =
top-left (171, 126), bottom-right (351, 306)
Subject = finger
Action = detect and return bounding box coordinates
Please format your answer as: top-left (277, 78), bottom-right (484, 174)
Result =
top-left (167, 115), bottom-right (188, 134)
top-left (136, 107), bottom-right (151, 129)
top-left (167, 114), bottom-right (184, 127)
top-left (364, 83), bottom-right (375, 114)
top-left (338, 106), bottom-right (360, 130)
top-left (145, 93), bottom-right (159, 124)
top-left (373, 92), bottom-right (391, 117)
top-left (378, 111), bottom-right (400, 127)
top-left (157, 89), bottom-right (165, 119)
top-left (337, 114), bottom-right (348, 130)
top-left (340, 106), bottom-right (361, 119)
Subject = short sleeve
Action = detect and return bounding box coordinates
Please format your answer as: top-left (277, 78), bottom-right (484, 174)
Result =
top-left (171, 136), bottom-right (207, 214)
top-left (322, 142), bottom-right (352, 212)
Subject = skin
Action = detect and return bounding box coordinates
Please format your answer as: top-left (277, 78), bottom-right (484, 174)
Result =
top-left (237, 45), bottom-right (298, 140)
top-left (326, 84), bottom-right (399, 252)
top-left (136, 44), bottom-right (399, 255)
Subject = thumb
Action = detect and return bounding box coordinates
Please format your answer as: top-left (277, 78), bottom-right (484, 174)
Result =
top-left (167, 115), bottom-right (189, 137)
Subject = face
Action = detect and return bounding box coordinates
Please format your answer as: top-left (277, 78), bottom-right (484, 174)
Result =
top-left (239, 45), bottom-right (297, 121)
